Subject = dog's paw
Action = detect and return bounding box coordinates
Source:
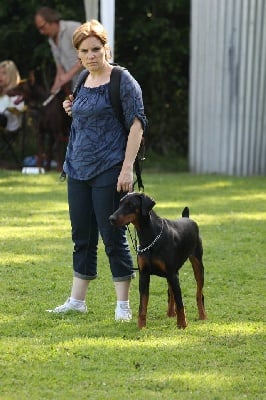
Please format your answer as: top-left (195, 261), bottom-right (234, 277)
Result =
top-left (167, 309), bottom-right (177, 318)
top-left (138, 316), bottom-right (147, 329)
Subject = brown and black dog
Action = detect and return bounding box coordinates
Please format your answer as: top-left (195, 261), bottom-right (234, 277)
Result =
top-left (109, 192), bottom-right (207, 329)
top-left (7, 71), bottom-right (71, 171)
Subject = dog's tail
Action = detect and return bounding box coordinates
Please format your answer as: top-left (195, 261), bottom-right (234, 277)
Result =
top-left (182, 206), bottom-right (189, 218)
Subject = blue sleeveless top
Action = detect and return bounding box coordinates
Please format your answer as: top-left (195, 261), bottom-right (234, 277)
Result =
top-left (63, 69), bottom-right (147, 180)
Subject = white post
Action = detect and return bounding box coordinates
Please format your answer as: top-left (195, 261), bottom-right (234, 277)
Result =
top-left (83, 0), bottom-right (98, 21)
top-left (101, 0), bottom-right (115, 61)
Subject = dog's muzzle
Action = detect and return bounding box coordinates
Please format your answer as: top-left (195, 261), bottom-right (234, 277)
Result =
top-left (109, 214), bottom-right (118, 226)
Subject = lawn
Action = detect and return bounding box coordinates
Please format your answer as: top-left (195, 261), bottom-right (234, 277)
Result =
top-left (0, 169), bottom-right (265, 399)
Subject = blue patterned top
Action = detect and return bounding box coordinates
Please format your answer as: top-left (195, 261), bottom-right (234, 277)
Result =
top-left (63, 68), bottom-right (147, 180)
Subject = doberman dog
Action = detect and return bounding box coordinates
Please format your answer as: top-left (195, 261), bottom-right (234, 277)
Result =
top-left (109, 192), bottom-right (207, 329)
top-left (7, 71), bottom-right (71, 171)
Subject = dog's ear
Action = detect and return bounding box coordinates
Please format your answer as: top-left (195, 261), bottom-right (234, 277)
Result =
top-left (140, 194), bottom-right (156, 216)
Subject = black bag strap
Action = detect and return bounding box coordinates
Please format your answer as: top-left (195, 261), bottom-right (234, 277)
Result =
top-left (72, 66), bottom-right (145, 191)
top-left (72, 69), bottom-right (89, 98)
top-left (108, 66), bottom-right (125, 127)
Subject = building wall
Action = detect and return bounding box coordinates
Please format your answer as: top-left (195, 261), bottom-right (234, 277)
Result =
top-left (189, 0), bottom-right (266, 175)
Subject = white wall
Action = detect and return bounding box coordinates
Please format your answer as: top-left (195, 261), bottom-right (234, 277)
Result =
top-left (189, 0), bottom-right (266, 175)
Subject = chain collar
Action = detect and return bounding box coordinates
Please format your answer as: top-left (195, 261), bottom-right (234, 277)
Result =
top-left (137, 219), bottom-right (164, 254)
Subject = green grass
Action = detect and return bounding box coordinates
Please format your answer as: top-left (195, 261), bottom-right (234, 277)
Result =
top-left (0, 169), bottom-right (265, 399)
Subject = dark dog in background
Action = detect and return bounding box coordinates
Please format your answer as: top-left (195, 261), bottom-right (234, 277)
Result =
top-left (109, 192), bottom-right (207, 329)
top-left (7, 71), bottom-right (71, 171)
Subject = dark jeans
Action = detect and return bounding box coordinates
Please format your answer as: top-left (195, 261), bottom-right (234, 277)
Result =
top-left (67, 165), bottom-right (134, 281)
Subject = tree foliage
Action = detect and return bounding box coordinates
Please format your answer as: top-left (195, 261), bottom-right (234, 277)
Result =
top-left (115, 0), bottom-right (190, 155)
top-left (0, 0), bottom-right (85, 87)
top-left (0, 0), bottom-right (190, 156)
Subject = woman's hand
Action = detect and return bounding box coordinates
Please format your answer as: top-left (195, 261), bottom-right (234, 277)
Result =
top-left (117, 165), bottom-right (134, 193)
top-left (63, 94), bottom-right (74, 116)
top-left (116, 118), bottom-right (143, 193)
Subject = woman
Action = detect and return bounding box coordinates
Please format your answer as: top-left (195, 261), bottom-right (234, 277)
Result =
top-left (48, 20), bottom-right (147, 321)
top-left (0, 60), bottom-right (24, 132)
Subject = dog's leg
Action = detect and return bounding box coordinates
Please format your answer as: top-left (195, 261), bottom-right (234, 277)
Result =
top-left (189, 254), bottom-right (207, 321)
top-left (167, 283), bottom-right (176, 317)
top-left (167, 273), bottom-right (187, 329)
top-left (138, 271), bottom-right (150, 329)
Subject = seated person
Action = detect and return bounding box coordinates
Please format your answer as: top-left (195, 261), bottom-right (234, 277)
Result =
top-left (0, 60), bottom-right (25, 132)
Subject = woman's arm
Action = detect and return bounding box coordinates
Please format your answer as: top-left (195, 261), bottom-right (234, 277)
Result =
top-left (117, 118), bottom-right (143, 193)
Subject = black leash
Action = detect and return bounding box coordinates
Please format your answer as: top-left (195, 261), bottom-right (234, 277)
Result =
top-left (126, 225), bottom-right (138, 253)
top-left (133, 141), bottom-right (146, 192)
top-left (126, 225), bottom-right (139, 271)
top-left (128, 142), bottom-right (147, 269)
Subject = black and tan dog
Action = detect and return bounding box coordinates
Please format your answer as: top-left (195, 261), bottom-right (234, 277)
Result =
top-left (109, 192), bottom-right (207, 329)
top-left (7, 71), bottom-right (71, 171)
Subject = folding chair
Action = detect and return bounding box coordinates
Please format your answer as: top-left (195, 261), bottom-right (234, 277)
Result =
top-left (0, 109), bottom-right (27, 167)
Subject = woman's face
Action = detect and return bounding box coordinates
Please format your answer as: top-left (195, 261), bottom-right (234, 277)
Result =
top-left (78, 36), bottom-right (106, 72)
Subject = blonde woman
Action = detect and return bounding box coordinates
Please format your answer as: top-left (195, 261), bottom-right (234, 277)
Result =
top-left (0, 60), bottom-right (24, 132)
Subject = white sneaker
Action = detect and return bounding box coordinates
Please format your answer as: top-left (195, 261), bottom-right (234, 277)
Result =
top-left (46, 298), bottom-right (87, 313)
top-left (115, 304), bottom-right (132, 321)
